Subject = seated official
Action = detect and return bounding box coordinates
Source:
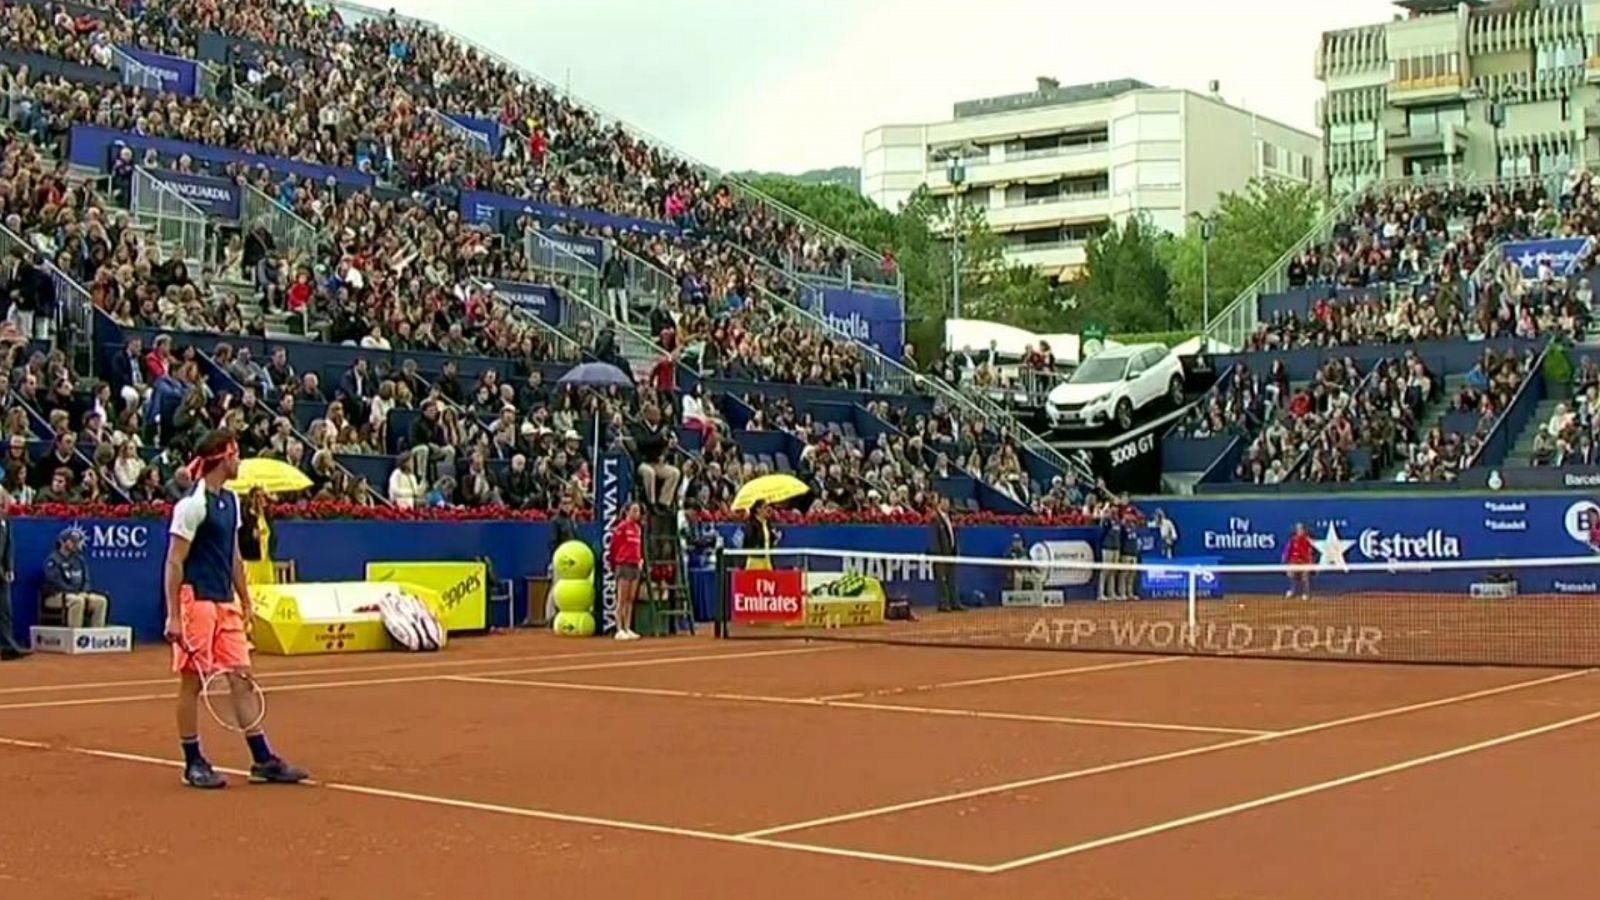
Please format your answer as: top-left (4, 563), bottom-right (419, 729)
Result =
top-left (41, 527), bottom-right (110, 628)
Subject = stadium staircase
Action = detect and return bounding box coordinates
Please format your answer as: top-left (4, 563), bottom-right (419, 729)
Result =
top-left (1506, 397), bottom-right (1562, 466)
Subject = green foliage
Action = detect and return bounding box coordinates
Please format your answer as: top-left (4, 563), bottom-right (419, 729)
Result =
top-left (1074, 216), bottom-right (1174, 334)
top-left (743, 174), bottom-right (1324, 358)
top-left (1543, 342), bottom-right (1573, 393)
top-left (1111, 330), bottom-right (1199, 348)
top-left (1162, 179), bottom-right (1324, 330)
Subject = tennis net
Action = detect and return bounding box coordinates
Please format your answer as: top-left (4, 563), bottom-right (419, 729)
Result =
top-left (715, 547), bottom-right (1600, 667)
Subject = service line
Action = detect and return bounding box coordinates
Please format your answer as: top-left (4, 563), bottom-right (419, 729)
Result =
top-left (738, 668), bottom-right (1595, 839)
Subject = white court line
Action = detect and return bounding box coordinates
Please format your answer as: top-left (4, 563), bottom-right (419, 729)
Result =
top-left (451, 675), bottom-right (1268, 738)
top-left (0, 736), bottom-right (985, 875)
top-left (811, 655), bottom-right (1185, 702)
top-left (0, 642), bottom-right (736, 696)
top-left (0, 645), bottom-right (847, 713)
top-left (737, 668), bottom-right (1595, 839)
top-left (983, 706), bottom-right (1600, 873)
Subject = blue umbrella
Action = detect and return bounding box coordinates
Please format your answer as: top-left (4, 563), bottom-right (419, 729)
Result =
top-left (559, 361), bottom-right (632, 388)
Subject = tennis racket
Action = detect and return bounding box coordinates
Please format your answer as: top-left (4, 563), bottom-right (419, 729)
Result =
top-left (181, 639), bottom-right (266, 734)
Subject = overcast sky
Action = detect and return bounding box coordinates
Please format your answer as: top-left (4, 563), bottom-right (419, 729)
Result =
top-left (381, 0), bottom-right (1401, 173)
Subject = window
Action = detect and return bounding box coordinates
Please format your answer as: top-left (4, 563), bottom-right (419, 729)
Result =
top-left (1261, 142), bottom-right (1279, 170)
top-left (1302, 156), bottom-right (1313, 180)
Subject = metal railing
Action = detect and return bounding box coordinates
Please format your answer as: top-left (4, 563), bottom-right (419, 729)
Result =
top-left (472, 276), bottom-right (584, 361)
top-left (111, 46), bottom-right (166, 92)
top-left (196, 60), bottom-right (225, 102)
top-left (324, 0), bottom-right (902, 295)
top-left (131, 167), bottom-right (209, 270)
top-left (241, 181), bottom-right (319, 269)
top-left (1, 223), bottom-right (95, 375)
top-left (524, 229), bottom-right (600, 306)
top-left (429, 109), bottom-right (491, 157)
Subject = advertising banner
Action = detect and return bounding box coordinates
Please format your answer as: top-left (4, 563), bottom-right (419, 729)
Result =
top-left (532, 230), bottom-right (606, 268)
top-left (730, 568), bottom-right (806, 624)
top-left (595, 453), bottom-right (635, 636)
top-left (818, 288), bottom-right (905, 361)
top-left (443, 113), bottom-right (505, 157)
top-left (363, 561), bottom-right (487, 631)
top-left (68, 125), bottom-right (375, 187)
top-left (1502, 238), bottom-right (1592, 277)
top-left (459, 189), bottom-right (678, 239)
top-left (484, 278), bottom-right (562, 325)
top-left (149, 169), bottom-right (241, 220)
top-left (118, 46), bottom-right (200, 96)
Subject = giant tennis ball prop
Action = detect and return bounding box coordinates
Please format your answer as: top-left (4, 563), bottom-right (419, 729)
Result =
top-left (552, 610), bottom-right (596, 637)
top-left (550, 541), bottom-right (598, 637)
top-left (551, 578), bottom-right (595, 614)
top-left (553, 540), bottom-right (595, 581)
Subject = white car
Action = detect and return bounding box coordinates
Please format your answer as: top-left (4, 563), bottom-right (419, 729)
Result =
top-left (1046, 343), bottom-right (1185, 432)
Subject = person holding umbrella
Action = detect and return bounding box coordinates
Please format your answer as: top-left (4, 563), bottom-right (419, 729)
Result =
top-left (745, 500), bottom-right (780, 570)
top-left (239, 488), bottom-right (277, 586)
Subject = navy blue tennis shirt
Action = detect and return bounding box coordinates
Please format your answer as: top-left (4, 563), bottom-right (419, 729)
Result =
top-left (169, 484), bottom-right (241, 602)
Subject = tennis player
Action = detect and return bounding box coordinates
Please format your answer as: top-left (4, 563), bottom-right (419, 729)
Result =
top-left (164, 428), bottom-right (308, 789)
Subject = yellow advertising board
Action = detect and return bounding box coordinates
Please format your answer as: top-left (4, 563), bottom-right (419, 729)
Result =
top-left (251, 582), bottom-right (413, 656)
top-left (364, 561), bottom-right (487, 632)
top-left (797, 571), bottom-right (886, 629)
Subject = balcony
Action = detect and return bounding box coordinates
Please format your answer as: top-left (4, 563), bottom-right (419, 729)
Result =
top-left (1004, 241), bottom-right (1087, 276)
top-left (929, 143), bottom-right (1109, 191)
top-left (1385, 122), bottom-right (1468, 155)
top-left (1387, 73), bottom-right (1469, 106)
top-left (985, 192), bottom-right (1110, 231)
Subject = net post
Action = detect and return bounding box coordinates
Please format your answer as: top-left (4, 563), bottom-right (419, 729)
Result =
top-left (714, 547), bottom-right (728, 639)
top-left (1185, 568), bottom-right (1199, 648)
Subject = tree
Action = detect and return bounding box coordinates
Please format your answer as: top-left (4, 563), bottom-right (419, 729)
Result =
top-left (1163, 179), bottom-right (1324, 331)
top-left (745, 178), bottom-right (1076, 361)
top-left (1075, 216), bottom-right (1174, 334)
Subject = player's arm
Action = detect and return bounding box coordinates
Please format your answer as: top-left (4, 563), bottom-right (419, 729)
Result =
top-left (164, 535), bottom-right (191, 642)
top-left (233, 545), bottom-right (252, 623)
top-left (165, 494), bottom-right (204, 642)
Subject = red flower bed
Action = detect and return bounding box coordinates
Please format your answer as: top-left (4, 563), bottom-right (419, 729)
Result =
top-left (11, 502), bottom-right (1139, 528)
top-left (10, 500), bottom-right (554, 522)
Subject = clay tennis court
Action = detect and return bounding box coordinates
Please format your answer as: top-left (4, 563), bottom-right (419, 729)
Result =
top-left (1, 634), bottom-right (1596, 899)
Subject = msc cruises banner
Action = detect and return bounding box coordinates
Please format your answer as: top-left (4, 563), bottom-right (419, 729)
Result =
top-left (117, 46), bottom-right (200, 96)
top-left (485, 278), bottom-right (562, 324)
top-left (1503, 238), bottom-right (1593, 278)
top-left (818, 288), bottom-right (905, 361)
top-left (149, 169), bottom-right (241, 220)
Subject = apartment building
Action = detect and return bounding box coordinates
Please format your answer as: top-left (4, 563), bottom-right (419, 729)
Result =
top-left (1319, 0), bottom-right (1600, 193)
top-left (861, 78), bottom-right (1318, 279)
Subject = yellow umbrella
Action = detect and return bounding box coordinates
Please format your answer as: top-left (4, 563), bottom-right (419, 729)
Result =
top-left (227, 457), bottom-right (313, 497)
top-left (732, 474), bottom-right (809, 512)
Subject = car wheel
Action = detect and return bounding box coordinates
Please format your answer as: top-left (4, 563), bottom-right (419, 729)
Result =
top-left (1167, 376), bottom-right (1184, 407)
top-left (1115, 398), bottom-right (1133, 431)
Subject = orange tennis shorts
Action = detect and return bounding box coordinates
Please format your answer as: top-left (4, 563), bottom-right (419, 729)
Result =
top-left (171, 585), bottom-right (251, 675)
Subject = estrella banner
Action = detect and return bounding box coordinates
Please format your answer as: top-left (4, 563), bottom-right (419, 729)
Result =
top-left (117, 46), bottom-right (200, 96)
top-left (1158, 493), bottom-right (1600, 593)
top-left (484, 278), bottom-right (562, 325)
top-left (363, 560), bottom-right (488, 631)
top-left (818, 288), bottom-right (905, 361)
top-left (595, 453), bottom-right (635, 636)
top-left (1502, 238), bottom-right (1593, 277)
top-left (148, 169), bottom-right (241, 220)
